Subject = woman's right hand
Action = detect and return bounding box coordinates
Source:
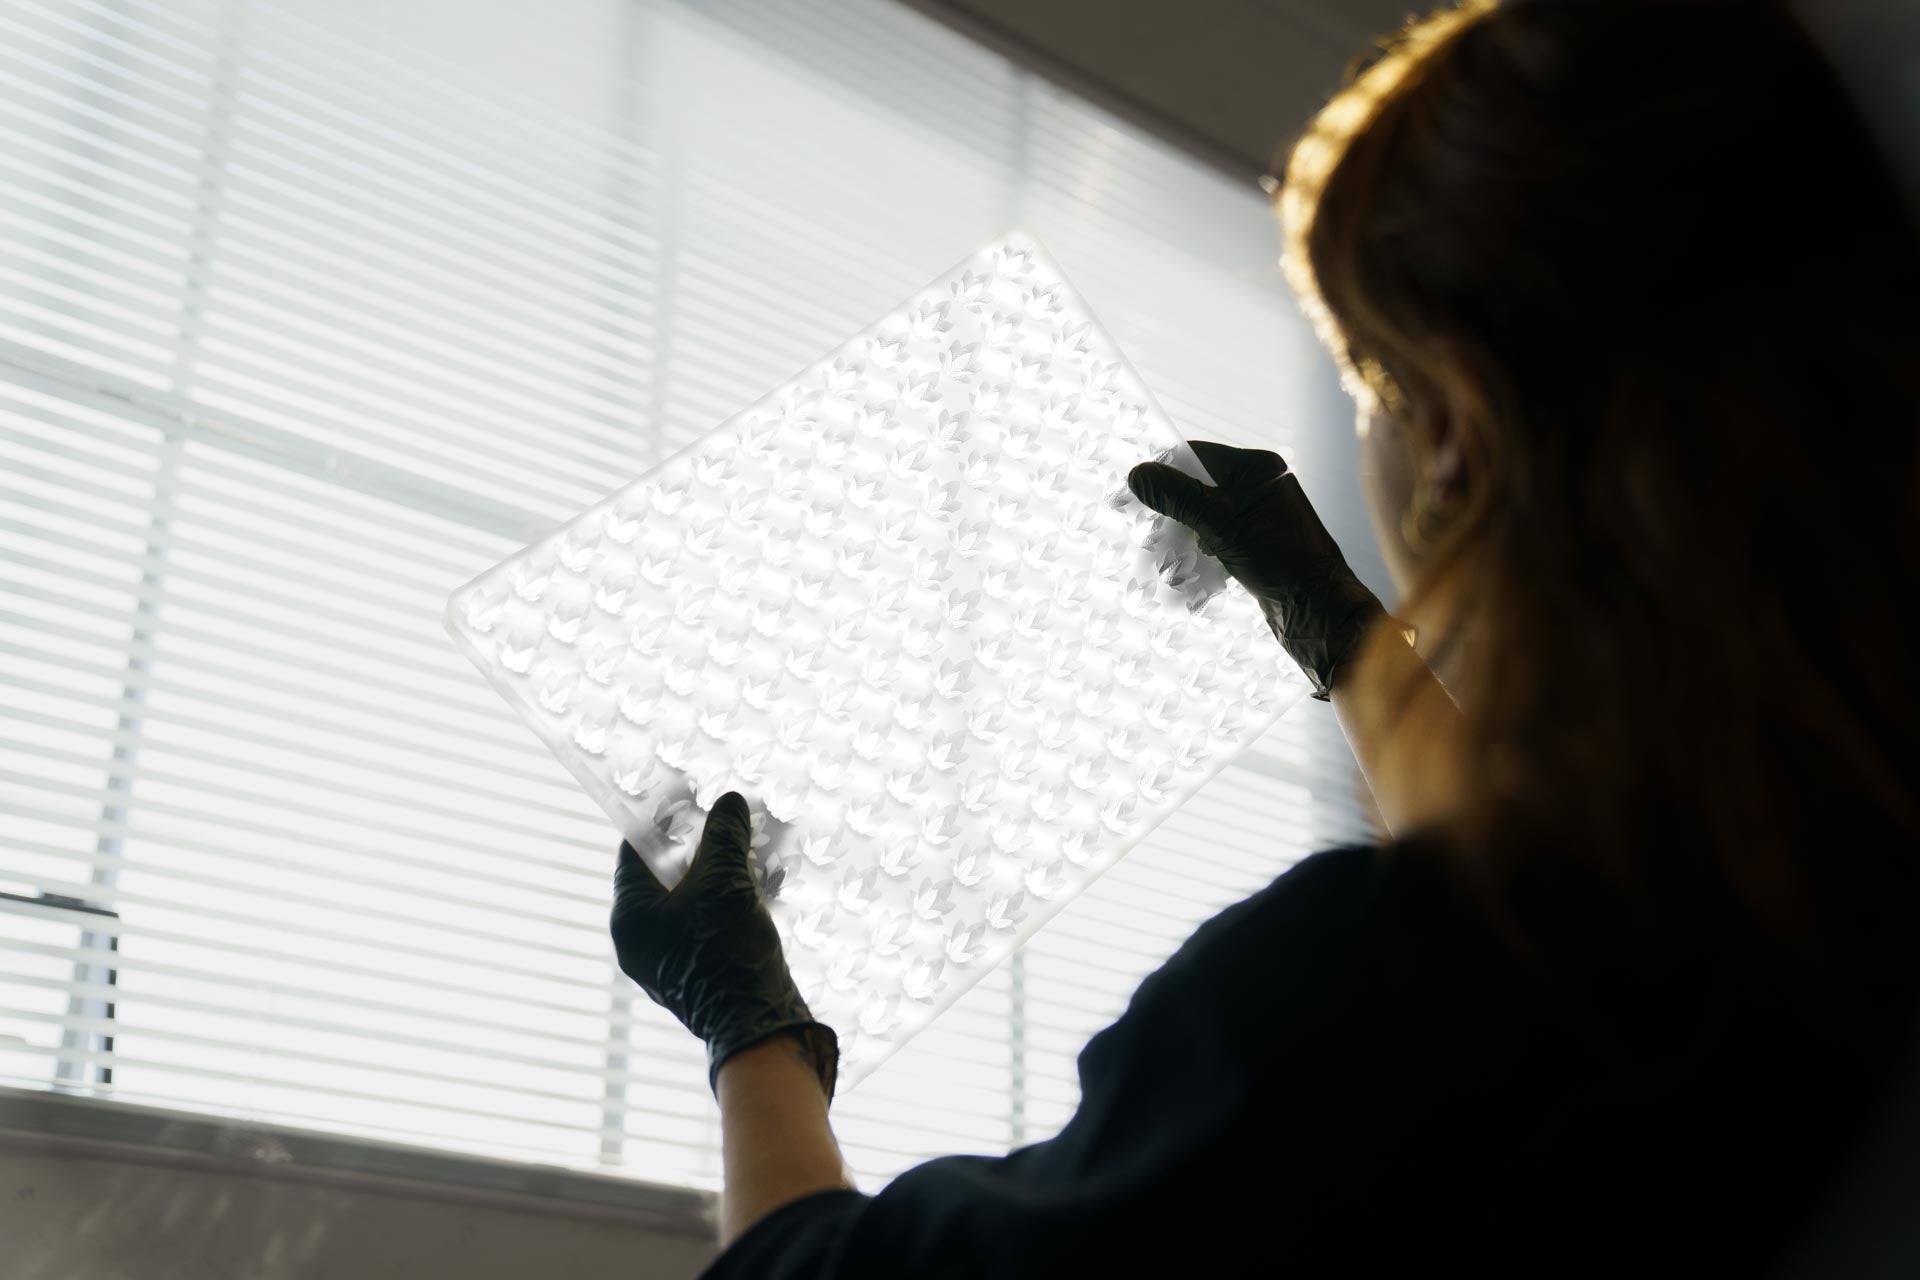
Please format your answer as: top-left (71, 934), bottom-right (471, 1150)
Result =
top-left (1128, 441), bottom-right (1384, 700)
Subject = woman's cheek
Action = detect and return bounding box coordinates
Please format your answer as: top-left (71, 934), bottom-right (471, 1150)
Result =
top-left (1357, 408), bottom-right (1422, 599)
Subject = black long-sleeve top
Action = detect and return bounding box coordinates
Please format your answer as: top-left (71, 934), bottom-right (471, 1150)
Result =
top-left (706, 841), bottom-right (1911, 1277)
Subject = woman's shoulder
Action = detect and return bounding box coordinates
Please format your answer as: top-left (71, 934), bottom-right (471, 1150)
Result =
top-left (1178, 834), bottom-right (1470, 971)
top-left (1117, 833), bottom-right (1501, 1066)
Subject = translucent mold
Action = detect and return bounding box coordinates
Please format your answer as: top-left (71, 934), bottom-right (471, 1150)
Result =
top-left (447, 233), bottom-right (1308, 1088)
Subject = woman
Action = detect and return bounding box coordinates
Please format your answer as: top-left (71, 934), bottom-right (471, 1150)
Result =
top-left (610, 0), bottom-right (1920, 1271)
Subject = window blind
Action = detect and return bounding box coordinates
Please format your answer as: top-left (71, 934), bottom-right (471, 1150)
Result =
top-left (0, 0), bottom-right (1375, 1188)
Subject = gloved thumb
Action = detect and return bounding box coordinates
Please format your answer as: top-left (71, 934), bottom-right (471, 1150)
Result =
top-left (613, 840), bottom-right (668, 913)
top-left (685, 791), bottom-right (754, 884)
top-left (1127, 460), bottom-right (1219, 535)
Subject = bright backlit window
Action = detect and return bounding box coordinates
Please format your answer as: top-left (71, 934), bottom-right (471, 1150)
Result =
top-left (0, 0), bottom-right (1373, 1188)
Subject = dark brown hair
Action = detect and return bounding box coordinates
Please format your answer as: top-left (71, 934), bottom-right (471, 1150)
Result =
top-left (1281, 0), bottom-right (1920, 1016)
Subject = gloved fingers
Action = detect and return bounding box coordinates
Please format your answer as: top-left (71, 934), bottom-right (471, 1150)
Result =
top-left (613, 839), bottom-right (668, 913)
top-left (1127, 459), bottom-right (1218, 533)
top-left (684, 790), bottom-right (755, 886)
top-left (1186, 440), bottom-right (1288, 486)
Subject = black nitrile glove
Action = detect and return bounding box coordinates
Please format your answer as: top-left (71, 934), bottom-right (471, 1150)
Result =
top-left (611, 791), bottom-right (838, 1100)
top-left (1128, 441), bottom-right (1385, 700)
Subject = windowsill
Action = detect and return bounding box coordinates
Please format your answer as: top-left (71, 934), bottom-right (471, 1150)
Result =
top-left (0, 1085), bottom-right (717, 1238)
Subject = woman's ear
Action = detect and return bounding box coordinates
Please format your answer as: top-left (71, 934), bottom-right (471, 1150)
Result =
top-left (1423, 338), bottom-right (1493, 508)
top-left (1426, 407), bottom-right (1470, 505)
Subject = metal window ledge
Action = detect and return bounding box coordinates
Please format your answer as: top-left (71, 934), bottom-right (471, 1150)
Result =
top-left (0, 1085), bottom-right (716, 1237)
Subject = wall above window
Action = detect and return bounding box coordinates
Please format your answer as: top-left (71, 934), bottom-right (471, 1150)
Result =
top-left (904, 0), bottom-right (1423, 179)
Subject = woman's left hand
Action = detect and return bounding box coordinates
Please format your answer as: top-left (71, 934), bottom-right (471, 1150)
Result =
top-left (611, 791), bottom-right (838, 1099)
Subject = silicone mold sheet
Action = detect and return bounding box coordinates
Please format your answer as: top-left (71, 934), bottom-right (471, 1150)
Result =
top-left (447, 234), bottom-right (1308, 1087)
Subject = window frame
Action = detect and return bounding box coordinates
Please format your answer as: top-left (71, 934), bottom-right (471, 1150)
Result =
top-left (0, 0), bottom-right (1377, 1192)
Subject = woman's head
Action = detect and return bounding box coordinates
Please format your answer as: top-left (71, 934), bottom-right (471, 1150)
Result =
top-left (1279, 0), bottom-right (1920, 968)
